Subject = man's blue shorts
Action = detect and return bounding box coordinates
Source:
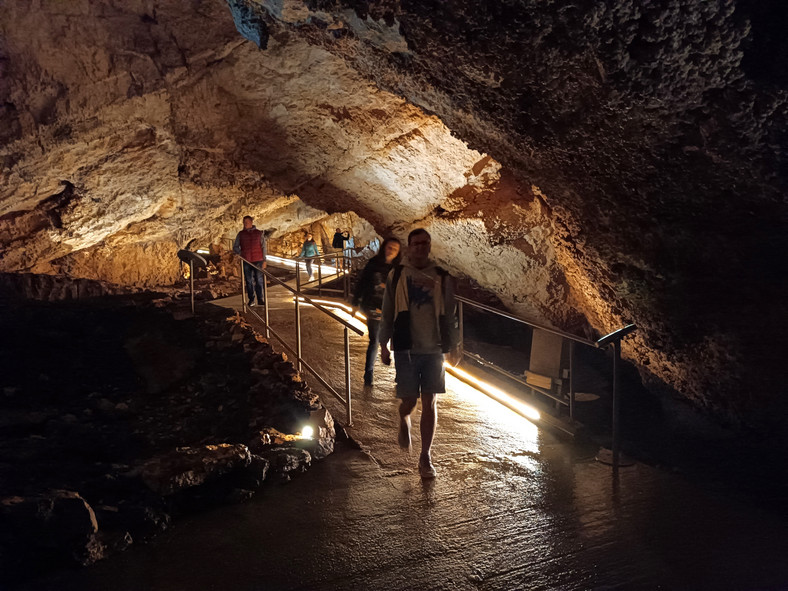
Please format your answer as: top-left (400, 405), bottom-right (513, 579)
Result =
top-left (394, 352), bottom-right (445, 398)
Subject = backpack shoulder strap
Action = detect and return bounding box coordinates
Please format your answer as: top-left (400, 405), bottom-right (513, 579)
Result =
top-left (435, 267), bottom-right (453, 304)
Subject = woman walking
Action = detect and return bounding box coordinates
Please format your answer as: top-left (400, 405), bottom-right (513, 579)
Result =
top-left (352, 237), bottom-right (402, 385)
top-left (299, 232), bottom-right (319, 280)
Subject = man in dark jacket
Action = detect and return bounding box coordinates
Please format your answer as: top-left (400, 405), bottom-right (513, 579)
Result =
top-left (233, 215), bottom-right (267, 306)
top-left (332, 228), bottom-right (349, 249)
top-left (332, 228), bottom-right (350, 270)
top-left (380, 228), bottom-right (460, 479)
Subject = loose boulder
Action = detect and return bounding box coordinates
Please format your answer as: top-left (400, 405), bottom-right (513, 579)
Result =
top-left (139, 444), bottom-right (252, 496)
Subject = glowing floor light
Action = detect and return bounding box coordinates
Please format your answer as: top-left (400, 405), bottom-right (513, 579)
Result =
top-left (294, 297), bottom-right (367, 333)
top-left (300, 425), bottom-right (314, 439)
top-left (266, 255), bottom-right (345, 277)
top-left (299, 297), bottom-right (352, 312)
top-left (297, 298), bottom-right (367, 321)
top-left (445, 364), bottom-right (541, 423)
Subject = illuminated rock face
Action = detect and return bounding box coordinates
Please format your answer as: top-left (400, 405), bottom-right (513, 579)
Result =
top-left (1, 0), bottom-right (785, 422)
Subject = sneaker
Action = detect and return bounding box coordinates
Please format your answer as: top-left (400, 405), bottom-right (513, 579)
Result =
top-left (418, 457), bottom-right (437, 479)
top-left (248, 301), bottom-right (256, 307)
top-left (398, 417), bottom-right (411, 450)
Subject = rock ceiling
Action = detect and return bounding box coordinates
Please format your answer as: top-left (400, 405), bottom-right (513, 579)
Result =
top-left (1, 0), bottom-right (786, 425)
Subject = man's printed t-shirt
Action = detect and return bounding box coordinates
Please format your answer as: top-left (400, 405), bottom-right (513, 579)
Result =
top-left (406, 267), bottom-right (442, 354)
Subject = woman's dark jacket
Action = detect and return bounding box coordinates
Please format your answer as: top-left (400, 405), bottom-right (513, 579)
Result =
top-left (352, 256), bottom-right (395, 319)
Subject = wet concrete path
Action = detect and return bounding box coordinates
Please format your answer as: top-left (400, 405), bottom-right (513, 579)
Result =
top-left (18, 282), bottom-right (788, 590)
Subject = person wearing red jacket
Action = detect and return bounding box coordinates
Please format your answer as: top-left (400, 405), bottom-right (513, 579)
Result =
top-left (233, 215), bottom-right (267, 306)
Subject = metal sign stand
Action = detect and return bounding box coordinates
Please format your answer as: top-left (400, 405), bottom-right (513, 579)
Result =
top-left (177, 250), bottom-right (208, 316)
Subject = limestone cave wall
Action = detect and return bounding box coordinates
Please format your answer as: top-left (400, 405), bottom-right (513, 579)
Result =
top-left (1, 0), bottom-right (786, 425)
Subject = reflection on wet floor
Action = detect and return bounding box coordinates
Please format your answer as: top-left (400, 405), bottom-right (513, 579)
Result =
top-left (18, 290), bottom-right (788, 591)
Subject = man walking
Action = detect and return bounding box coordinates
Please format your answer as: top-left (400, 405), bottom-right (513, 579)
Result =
top-left (380, 229), bottom-right (460, 479)
top-left (233, 215), bottom-right (267, 307)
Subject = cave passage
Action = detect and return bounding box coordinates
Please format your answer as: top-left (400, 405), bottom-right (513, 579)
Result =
top-left (11, 285), bottom-right (788, 591)
top-left (2, 0), bottom-right (788, 586)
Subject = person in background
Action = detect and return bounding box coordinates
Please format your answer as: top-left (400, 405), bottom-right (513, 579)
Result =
top-left (379, 229), bottom-right (460, 479)
top-left (352, 237), bottom-right (402, 386)
top-left (233, 215), bottom-right (267, 307)
top-left (332, 227), bottom-right (349, 250)
top-left (332, 227), bottom-right (350, 270)
top-left (299, 231), bottom-right (319, 280)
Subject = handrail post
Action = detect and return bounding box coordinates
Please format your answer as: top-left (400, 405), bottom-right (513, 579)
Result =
top-left (458, 299), bottom-right (464, 353)
top-left (612, 339), bottom-right (621, 474)
top-left (344, 326), bottom-right (352, 426)
top-left (595, 324), bottom-right (636, 474)
top-left (189, 260), bottom-right (195, 315)
top-left (344, 251), bottom-right (350, 300)
top-left (262, 270), bottom-right (270, 338)
top-left (318, 260), bottom-right (322, 296)
top-left (240, 258), bottom-right (247, 313)
top-left (569, 340), bottom-right (575, 420)
top-left (295, 260), bottom-right (302, 372)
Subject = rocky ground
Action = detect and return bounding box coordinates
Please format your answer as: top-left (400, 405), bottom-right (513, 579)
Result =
top-left (0, 282), bottom-right (337, 585)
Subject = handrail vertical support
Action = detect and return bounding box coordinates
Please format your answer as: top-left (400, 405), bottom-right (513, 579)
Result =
top-left (458, 300), bottom-right (464, 354)
top-left (318, 261), bottom-right (322, 296)
top-left (189, 260), bottom-right (195, 315)
top-left (344, 253), bottom-right (349, 300)
top-left (595, 324), bottom-right (636, 472)
top-left (263, 271), bottom-right (270, 338)
top-left (344, 326), bottom-right (352, 426)
top-left (240, 258), bottom-right (247, 313)
top-left (612, 339), bottom-right (621, 474)
top-left (295, 260), bottom-right (302, 373)
top-left (569, 340), bottom-right (575, 420)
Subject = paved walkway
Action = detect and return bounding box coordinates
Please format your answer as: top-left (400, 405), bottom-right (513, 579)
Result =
top-left (19, 280), bottom-right (788, 590)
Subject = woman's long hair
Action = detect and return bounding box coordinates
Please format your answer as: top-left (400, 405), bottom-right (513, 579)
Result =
top-left (372, 237), bottom-right (402, 266)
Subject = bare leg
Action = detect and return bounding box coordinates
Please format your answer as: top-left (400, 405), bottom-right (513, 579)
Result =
top-left (398, 397), bottom-right (417, 449)
top-left (420, 393), bottom-right (437, 459)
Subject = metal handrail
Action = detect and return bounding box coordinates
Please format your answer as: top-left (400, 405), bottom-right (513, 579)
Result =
top-left (236, 254), bottom-right (362, 336)
top-left (294, 252), bottom-right (346, 262)
top-left (255, 319), bottom-right (348, 406)
top-left (455, 296), bottom-right (592, 411)
top-left (595, 323), bottom-right (637, 474)
top-left (232, 245), bottom-right (636, 470)
top-left (234, 253), bottom-right (361, 425)
top-left (455, 292), bottom-right (637, 473)
top-left (596, 324), bottom-right (637, 348)
top-left (455, 295), bottom-right (596, 347)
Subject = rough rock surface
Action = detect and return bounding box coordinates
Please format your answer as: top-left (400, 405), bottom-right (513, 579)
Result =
top-left (0, 291), bottom-right (335, 581)
top-left (0, 490), bottom-right (103, 567)
top-left (139, 444), bottom-right (253, 496)
top-left (1, 0), bottom-right (786, 424)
